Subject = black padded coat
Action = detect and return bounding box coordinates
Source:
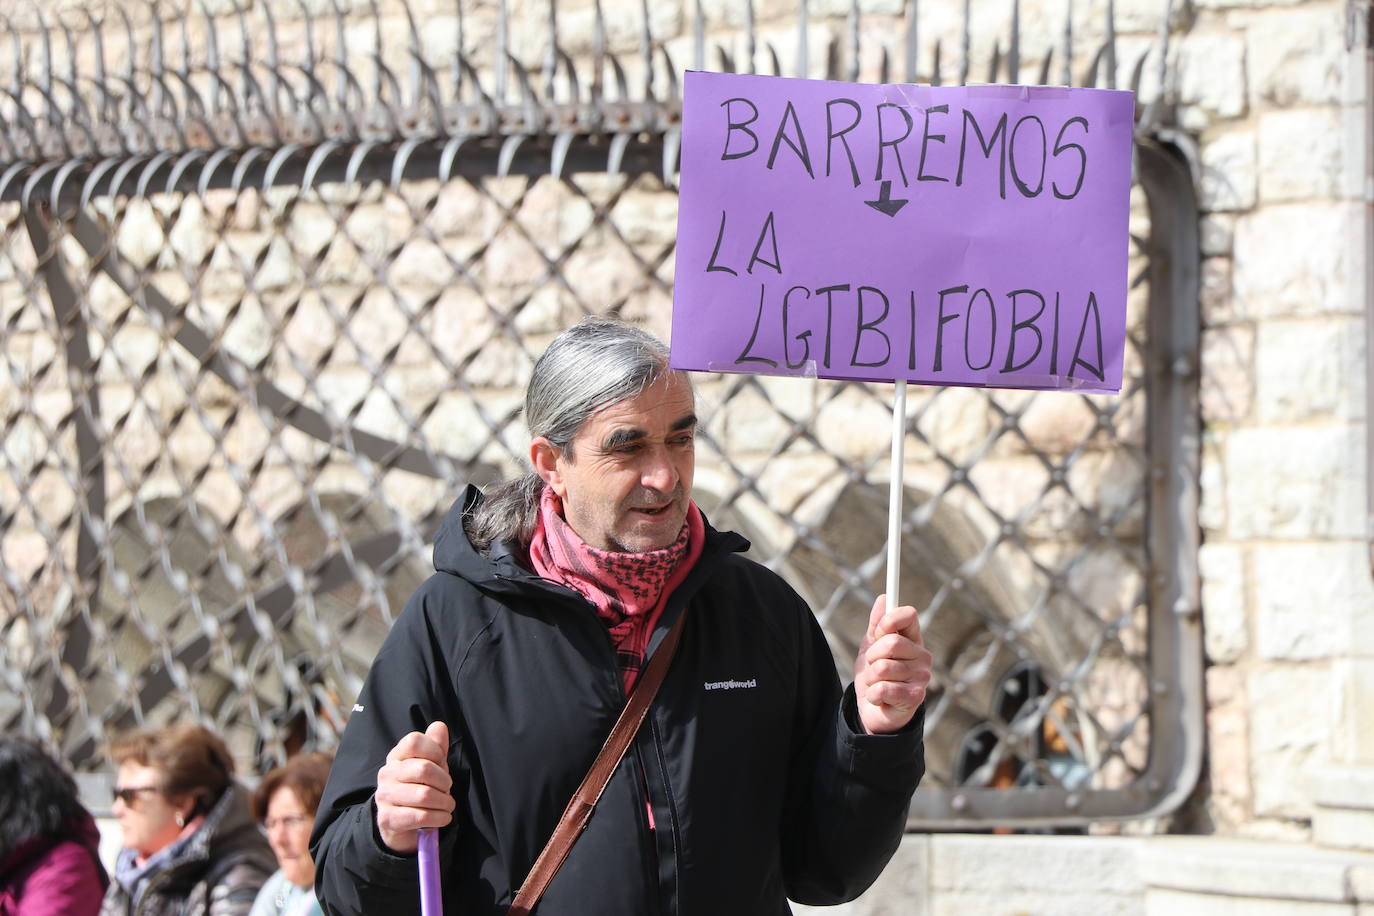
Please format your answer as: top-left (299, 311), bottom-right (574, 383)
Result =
top-left (311, 486), bottom-right (925, 916)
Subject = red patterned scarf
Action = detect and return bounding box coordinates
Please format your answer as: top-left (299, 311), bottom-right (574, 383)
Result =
top-left (529, 486), bottom-right (704, 692)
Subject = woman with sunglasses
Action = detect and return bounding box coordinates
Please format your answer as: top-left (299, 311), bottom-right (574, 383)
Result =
top-left (0, 737), bottom-right (107, 916)
top-left (101, 725), bottom-right (273, 916)
top-left (247, 753), bottom-right (331, 916)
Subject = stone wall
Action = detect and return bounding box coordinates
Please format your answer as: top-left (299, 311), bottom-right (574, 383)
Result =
top-left (793, 834), bottom-right (1374, 916)
top-left (1183, 0), bottom-right (1374, 843)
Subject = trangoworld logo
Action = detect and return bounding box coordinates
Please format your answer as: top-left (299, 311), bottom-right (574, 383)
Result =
top-left (703, 678), bottom-right (758, 691)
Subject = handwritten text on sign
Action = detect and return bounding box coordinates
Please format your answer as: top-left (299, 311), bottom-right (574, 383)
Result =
top-left (670, 72), bottom-right (1135, 392)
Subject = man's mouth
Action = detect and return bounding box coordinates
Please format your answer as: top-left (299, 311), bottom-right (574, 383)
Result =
top-left (631, 502), bottom-right (672, 516)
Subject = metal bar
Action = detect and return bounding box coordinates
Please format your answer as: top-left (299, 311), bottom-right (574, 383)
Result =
top-left (8, 130), bottom-right (676, 205)
top-left (1134, 135), bottom-right (1203, 820)
top-left (66, 517), bottom-right (446, 762)
top-left (21, 207), bottom-right (103, 726)
top-left (63, 209), bottom-right (493, 479)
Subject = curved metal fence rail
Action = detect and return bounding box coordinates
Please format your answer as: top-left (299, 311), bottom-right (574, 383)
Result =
top-left (0, 0), bottom-right (1200, 830)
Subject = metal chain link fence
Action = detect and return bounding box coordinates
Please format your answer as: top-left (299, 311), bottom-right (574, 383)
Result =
top-left (0, 0), bottom-right (1200, 829)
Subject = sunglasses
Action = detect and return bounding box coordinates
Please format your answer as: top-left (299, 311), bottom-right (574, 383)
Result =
top-left (112, 785), bottom-right (161, 807)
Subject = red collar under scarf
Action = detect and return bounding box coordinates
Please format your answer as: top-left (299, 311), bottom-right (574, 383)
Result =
top-left (528, 486), bottom-right (704, 692)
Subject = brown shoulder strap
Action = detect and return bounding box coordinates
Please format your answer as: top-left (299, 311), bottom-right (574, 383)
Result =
top-left (507, 608), bottom-right (690, 916)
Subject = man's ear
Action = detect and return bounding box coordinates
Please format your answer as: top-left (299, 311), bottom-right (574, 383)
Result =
top-left (530, 437), bottom-right (568, 497)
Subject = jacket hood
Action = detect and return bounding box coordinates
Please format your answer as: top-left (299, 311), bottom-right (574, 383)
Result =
top-left (431, 485), bottom-right (750, 599)
top-left (430, 485), bottom-right (540, 590)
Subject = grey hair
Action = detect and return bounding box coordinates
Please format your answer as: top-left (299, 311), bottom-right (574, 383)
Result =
top-left (465, 317), bottom-right (688, 552)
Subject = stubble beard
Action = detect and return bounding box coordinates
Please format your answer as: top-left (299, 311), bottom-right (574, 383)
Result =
top-left (610, 487), bottom-right (688, 553)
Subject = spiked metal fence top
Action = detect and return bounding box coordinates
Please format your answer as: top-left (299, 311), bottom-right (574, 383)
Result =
top-left (0, 0), bottom-right (1181, 190)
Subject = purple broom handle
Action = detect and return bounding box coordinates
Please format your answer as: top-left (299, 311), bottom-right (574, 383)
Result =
top-left (418, 828), bottom-right (442, 916)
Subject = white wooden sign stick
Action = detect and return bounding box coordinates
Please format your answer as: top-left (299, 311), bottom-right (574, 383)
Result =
top-left (885, 380), bottom-right (906, 612)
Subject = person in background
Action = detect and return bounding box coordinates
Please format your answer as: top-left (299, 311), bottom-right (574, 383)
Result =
top-left (101, 724), bottom-right (273, 916)
top-left (248, 753), bottom-right (332, 916)
top-left (0, 736), bottom-right (107, 916)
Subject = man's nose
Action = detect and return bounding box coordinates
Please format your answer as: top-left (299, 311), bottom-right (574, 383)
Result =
top-left (641, 448), bottom-right (678, 492)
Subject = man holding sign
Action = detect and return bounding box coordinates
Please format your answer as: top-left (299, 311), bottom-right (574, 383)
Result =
top-left (310, 317), bottom-right (931, 915)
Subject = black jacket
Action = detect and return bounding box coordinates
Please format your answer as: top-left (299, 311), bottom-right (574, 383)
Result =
top-left (311, 487), bottom-right (925, 915)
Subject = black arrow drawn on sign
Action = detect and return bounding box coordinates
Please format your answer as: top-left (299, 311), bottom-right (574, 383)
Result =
top-left (864, 180), bottom-right (909, 217)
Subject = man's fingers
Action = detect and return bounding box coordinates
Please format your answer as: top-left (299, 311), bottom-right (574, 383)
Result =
top-left (378, 807), bottom-right (453, 838)
top-left (875, 601), bottom-right (922, 642)
top-left (862, 679), bottom-right (927, 710)
top-left (865, 594), bottom-right (887, 639)
top-left (425, 720), bottom-right (450, 765)
top-left (855, 651), bottom-right (933, 697)
top-left (864, 633), bottom-right (929, 665)
top-left (376, 799), bottom-right (454, 854)
top-left (385, 723), bottom-right (451, 768)
top-left (375, 775), bottom-right (457, 814)
top-left (377, 724), bottom-right (455, 821)
top-left (376, 724), bottom-right (457, 855)
top-left (861, 657), bottom-right (930, 684)
top-left (380, 755), bottom-right (453, 793)
top-left (856, 600), bottom-right (930, 735)
top-left (384, 730), bottom-right (431, 765)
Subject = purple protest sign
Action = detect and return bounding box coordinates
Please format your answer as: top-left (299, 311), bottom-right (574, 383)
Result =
top-left (670, 72), bottom-right (1135, 393)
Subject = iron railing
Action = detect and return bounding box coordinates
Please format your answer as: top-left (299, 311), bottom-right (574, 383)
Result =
top-left (0, 0), bottom-right (1201, 829)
